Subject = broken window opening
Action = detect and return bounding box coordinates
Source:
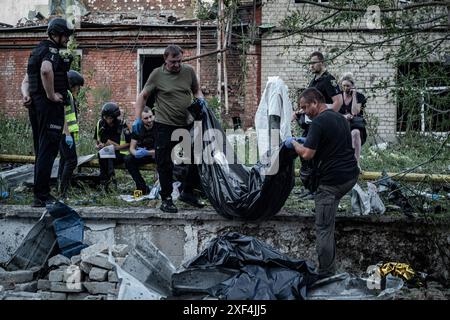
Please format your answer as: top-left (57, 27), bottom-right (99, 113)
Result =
top-left (396, 62), bottom-right (450, 136)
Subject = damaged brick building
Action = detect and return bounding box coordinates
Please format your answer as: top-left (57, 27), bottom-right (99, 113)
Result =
top-left (1, 0), bottom-right (448, 140)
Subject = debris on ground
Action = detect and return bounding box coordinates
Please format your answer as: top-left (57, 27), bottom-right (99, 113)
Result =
top-left (0, 243), bottom-right (131, 300)
top-left (351, 182), bottom-right (386, 215)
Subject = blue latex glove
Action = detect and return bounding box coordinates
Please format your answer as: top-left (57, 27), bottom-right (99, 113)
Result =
top-left (65, 135), bottom-right (74, 149)
top-left (135, 147), bottom-right (149, 159)
top-left (132, 118), bottom-right (143, 134)
top-left (284, 137), bottom-right (306, 149)
top-left (197, 98), bottom-right (208, 114)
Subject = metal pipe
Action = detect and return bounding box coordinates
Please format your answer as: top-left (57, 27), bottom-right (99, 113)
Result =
top-left (0, 154), bottom-right (156, 170)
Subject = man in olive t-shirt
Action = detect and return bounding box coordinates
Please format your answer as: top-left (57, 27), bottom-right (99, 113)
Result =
top-left (133, 45), bottom-right (206, 213)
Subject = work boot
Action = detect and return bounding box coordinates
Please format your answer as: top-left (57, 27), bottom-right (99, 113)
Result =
top-left (178, 191), bottom-right (205, 208)
top-left (31, 197), bottom-right (46, 207)
top-left (160, 197), bottom-right (178, 213)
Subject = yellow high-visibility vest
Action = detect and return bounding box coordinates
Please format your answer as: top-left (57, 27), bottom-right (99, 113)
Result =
top-left (65, 90), bottom-right (80, 143)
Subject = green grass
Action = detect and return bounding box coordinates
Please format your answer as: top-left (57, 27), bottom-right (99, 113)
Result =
top-left (1, 117), bottom-right (449, 214)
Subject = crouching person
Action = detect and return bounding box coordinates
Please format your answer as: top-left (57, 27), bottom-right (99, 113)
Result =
top-left (124, 107), bottom-right (156, 195)
top-left (94, 102), bottom-right (131, 188)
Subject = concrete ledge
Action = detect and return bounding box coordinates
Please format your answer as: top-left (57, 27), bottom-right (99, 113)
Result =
top-left (1, 205), bottom-right (449, 225)
top-left (1, 205), bottom-right (449, 277)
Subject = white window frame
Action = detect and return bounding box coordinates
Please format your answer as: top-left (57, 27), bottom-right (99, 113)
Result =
top-left (397, 85), bottom-right (450, 137)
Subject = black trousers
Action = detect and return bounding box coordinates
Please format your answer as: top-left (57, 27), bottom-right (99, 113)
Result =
top-left (58, 133), bottom-right (78, 196)
top-left (154, 122), bottom-right (200, 200)
top-left (124, 154), bottom-right (155, 192)
top-left (29, 94), bottom-right (65, 200)
top-left (98, 151), bottom-right (125, 182)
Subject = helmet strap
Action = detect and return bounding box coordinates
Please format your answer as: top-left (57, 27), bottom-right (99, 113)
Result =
top-left (49, 33), bottom-right (62, 48)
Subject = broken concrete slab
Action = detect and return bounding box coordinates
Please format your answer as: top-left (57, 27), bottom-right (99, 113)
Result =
top-left (108, 271), bottom-right (118, 283)
top-left (38, 291), bottom-right (67, 300)
top-left (84, 295), bottom-right (106, 300)
top-left (81, 243), bottom-right (110, 260)
top-left (71, 255), bottom-right (81, 265)
top-left (48, 270), bottom-right (65, 282)
top-left (0, 270), bottom-right (34, 284)
top-left (2, 291), bottom-right (41, 300)
top-left (82, 254), bottom-right (113, 270)
top-left (122, 237), bottom-right (176, 296)
top-left (80, 261), bottom-right (92, 275)
top-left (0, 281), bottom-right (15, 290)
top-left (66, 292), bottom-right (90, 300)
top-left (48, 254), bottom-right (71, 268)
top-left (89, 267), bottom-right (108, 281)
top-left (13, 281), bottom-right (37, 293)
top-left (111, 244), bottom-right (129, 258)
top-left (37, 279), bottom-right (51, 291)
top-left (83, 282), bottom-right (116, 295)
top-left (63, 265), bottom-right (83, 283)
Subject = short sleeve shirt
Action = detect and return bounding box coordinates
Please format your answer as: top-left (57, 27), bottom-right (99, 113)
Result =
top-left (304, 109), bottom-right (359, 185)
top-left (308, 71), bottom-right (341, 104)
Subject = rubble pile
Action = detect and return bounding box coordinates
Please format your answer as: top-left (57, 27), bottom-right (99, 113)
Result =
top-left (0, 243), bottom-right (129, 300)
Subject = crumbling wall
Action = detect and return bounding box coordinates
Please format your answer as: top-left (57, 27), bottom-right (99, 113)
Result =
top-left (82, 0), bottom-right (195, 21)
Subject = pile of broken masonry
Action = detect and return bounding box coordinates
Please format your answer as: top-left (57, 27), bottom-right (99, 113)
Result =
top-left (0, 243), bottom-right (128, 300)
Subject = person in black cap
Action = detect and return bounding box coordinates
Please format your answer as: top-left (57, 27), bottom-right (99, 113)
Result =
top-left (58, 70), bottom-right (84, 199)
top-left (21, 17), bottom-right (74, 207)
top-left (93, 102), bottom-right (131, 189)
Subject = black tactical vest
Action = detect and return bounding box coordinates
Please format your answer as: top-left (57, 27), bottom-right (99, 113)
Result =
top-left (27, 40), bottom-right (72, 98)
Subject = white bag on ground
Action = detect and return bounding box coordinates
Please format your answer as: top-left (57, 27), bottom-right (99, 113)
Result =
top-left (351, 182), bottom-right (386, 215)
top-left (351, 183), bottom-right (371, 215)
top-left (367, 182), bottom-right (386, 215)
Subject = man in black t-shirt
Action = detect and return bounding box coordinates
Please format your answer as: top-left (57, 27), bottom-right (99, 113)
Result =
top-left (124, 107), bottom-right (156, 195)
top-left (296, 51), bottom-right (343, 196)
top-left (289, 88), bottom-right (359, 279)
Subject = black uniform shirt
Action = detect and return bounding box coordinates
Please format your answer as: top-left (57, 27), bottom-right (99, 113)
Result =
top-left (308, 71), bottom-right (341, 104)
top-left (27, 40), bottom-right (72, 96)
top-left (131, 124), bottom-right (156, 150)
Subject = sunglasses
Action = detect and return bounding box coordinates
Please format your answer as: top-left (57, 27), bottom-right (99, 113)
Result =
top-left (142, 116), bottom-right (153, 120)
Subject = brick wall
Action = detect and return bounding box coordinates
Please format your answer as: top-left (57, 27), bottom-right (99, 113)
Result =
top-left (0, 33), bottom-right (258, 131)
top-left (0, 50), bottom-right (29, 119)
top-left (261, 32), bottom-right (398, 140)
top-left (260, 0), bottom-right (449, 141)
top-left (81, 48), bottom-right (138, 122)
top-left (82, 0), bottom-right (195, 18)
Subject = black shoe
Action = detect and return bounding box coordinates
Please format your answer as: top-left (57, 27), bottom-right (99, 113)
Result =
top-left (179, 192), bottom-right (205, 208)
top-left (31, 198), bottom-right (46, 207)
top-left (160, 197), bottom-right (178, 213)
